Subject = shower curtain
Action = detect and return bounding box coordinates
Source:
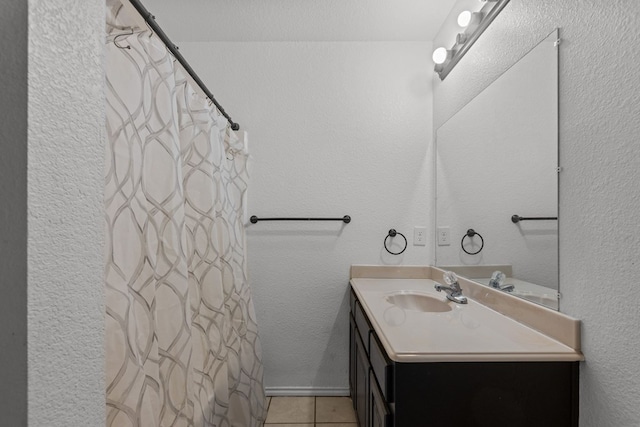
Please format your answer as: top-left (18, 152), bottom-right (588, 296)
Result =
top-left (104, 4), bottom-right (266, 426)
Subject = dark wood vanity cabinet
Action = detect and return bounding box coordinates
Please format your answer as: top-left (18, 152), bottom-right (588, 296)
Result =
top-left (350, 291), bottom-right (393, 427)
top-left (352, 316), bottom-right (369, 427)
top-left (349, 289), bottom-right (579, 427)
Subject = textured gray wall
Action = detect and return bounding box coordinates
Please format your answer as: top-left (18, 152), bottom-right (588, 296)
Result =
top-left (0, 0), bottom-right (28, 425)
top-left (179, 41), bottom-right (433, 394)
top-left (27, 1), bottom-right (105, 425)
top-left (434, 1), bottom-right (640, 425)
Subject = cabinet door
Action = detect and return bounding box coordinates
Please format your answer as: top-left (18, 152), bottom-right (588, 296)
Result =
top-left (370, 372), bottom-right (392, 427)
top-left (355, 329), bottom-right (369, 427)
top-left (369, 331), bottom-right (394, 402)
top-left (349, 314), bottom-right (356, 406)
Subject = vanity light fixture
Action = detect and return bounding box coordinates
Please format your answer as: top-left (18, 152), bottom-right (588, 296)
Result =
top-left (457, 10), bottom-right (472, 28)
top-left (432, 47), bottom-right (450, 65)
top-left (433, 0), bottom-right (510, 80)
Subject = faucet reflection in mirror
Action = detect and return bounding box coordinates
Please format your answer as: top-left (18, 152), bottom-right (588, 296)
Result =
top-left (435, 30), bottom-right (559, 311)
top-left (433, 0), bottom-right (511, 80)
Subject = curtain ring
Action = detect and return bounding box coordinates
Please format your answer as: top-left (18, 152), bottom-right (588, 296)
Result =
top-left (113, 29), bottom-right (134, 49)
top-left (384, 229), bottom-right (407, 255)
top-left (461, 229), bottom-right (484, 255)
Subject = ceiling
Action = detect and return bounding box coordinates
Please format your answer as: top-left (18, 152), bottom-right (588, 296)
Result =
top-left (142, 0), bottom-right (458, 42)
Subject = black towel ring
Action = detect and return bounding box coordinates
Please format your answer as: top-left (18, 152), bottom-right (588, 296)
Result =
top-left (461, 229), bottom-right (484, 255)
top-left (384, 229), bottom-right (407, 255)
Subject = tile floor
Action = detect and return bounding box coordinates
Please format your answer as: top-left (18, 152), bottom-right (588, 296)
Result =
top-left (265, 396), bottom-right (357, 427)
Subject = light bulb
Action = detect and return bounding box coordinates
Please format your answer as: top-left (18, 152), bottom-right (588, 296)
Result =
top-left (432, 47), bottom-right (448, 65)
top-left (457, 10), bottom-right (472, 27)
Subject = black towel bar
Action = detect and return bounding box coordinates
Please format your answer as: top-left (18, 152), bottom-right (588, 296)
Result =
top-left (511, 215), bottom-right (558, 223)
top-left (250, 215), bottom-right (351, 224)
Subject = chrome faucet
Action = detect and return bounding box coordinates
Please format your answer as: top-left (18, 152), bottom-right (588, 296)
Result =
top-left (435, 271), bottom-right (468, 304)
top-left (488, 271), bottom-right (515, 293)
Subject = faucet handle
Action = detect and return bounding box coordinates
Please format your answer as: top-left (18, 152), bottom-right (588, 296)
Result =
top-left (443, 271), bottom-right (458, 286)
top-left (489, 271), bottom-right (506, 288)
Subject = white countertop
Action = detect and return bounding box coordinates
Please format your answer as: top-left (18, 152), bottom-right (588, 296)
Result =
top-left (351, 277), bottom-right (583, 363)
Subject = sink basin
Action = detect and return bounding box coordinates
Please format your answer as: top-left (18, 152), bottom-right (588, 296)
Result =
top-left (385, 291), bottom-right (452, 313)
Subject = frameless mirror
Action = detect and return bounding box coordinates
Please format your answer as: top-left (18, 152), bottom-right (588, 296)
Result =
top-left (435, 29), bottom-right (559, 310)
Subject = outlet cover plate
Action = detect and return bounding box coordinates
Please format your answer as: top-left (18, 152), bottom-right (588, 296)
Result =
top-left (413, 226), bottom-right (427, 246)
top-left (437, 226), bottom-right (450, 246)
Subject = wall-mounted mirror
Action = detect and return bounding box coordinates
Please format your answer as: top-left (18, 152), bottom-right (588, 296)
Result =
top-left (435, 29), bottom-right (559, 310)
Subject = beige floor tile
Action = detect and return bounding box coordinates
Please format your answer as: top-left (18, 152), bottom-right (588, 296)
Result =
top-left (316, 396), bottom-right (357, 423)
top-left (265, 396), bottom-right (315, 424)
top-left (264, 425), bottom-right (313, 427)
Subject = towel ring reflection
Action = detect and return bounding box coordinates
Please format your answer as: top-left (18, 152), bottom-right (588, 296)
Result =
top-left (384, 229), bottom-right (407, 255)
top-left (461, 229), bottom-right (484, 255)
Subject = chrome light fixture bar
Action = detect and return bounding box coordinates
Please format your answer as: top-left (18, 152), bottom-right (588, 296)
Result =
top-left (434, 0), bottom-right (511, 80)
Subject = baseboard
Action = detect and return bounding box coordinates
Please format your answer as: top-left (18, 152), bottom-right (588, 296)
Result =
top-left (265, 386), bottom-right (350, 397)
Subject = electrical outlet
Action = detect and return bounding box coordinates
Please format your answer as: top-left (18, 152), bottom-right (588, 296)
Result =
top-left (437, 226), bottom-right (450, 246)
top-left (413, 226), bottom-right (427, 246)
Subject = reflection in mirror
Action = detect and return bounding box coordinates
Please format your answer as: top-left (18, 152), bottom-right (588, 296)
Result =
top-left (435, 30), bottom-right (559, 310)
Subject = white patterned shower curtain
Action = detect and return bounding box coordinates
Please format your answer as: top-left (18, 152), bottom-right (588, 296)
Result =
top-left (104, 3), bottom-right (266, 426)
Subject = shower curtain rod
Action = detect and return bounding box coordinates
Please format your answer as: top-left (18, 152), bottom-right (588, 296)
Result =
top-left (127, 0), bottom-right (241, 131)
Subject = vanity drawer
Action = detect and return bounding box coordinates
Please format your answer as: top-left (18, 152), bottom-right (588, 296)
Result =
top-left (354, 301), bottom-right (372, 352)
top-left (370, 331), bottom-right (394, 402)
top-left (350, 289), bottom-right (357, 314)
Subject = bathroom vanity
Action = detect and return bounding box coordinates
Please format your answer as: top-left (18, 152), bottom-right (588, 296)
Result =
top-left (349, 265), bottom-right (582, 427)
